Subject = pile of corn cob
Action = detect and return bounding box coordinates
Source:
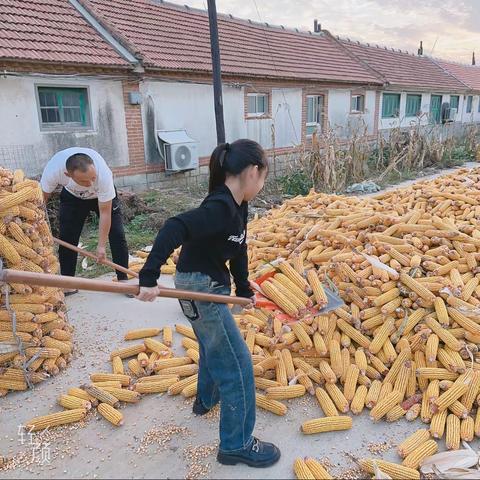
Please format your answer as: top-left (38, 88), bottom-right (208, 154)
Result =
top-left (126, 248), bottom-right (178, 278)
top-left (0, 168), bottom-right (74, 396)
top-left (23, 325), bottom-right (199, 431)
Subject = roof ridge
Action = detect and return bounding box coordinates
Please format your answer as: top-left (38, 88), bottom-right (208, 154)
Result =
top-left (76, 0), bottom-right (145, 62)
top-left (323, 30), bottom-right (387, 85)
top-left (149, 0), bottom-right (325, 38)
top-left (338, 35), bottom-right (418, 57)
top-left (429, 56), bottom-right (472, 90)
top-left (429, 55), bottom-right (480, 69)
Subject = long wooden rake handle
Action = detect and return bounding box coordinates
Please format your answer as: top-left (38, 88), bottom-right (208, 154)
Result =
top-left (53, 237), bottom-right (139, 278)
top-left (0, 269), bottom-right (251, 306)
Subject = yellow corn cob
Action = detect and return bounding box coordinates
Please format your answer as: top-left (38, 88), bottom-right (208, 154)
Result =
top-left (109, 344), bottom-right (146, 360)
top-left (307, 269), bottom-right (328, 306)
top-left (0, 232), bottom-right (22, 265)
top-left (434, 297), bottom-right (450, 326)
top-left (101, 387), bottom-right (141, 403)
top-left (448, 307), bottom-right (480, 337)
top-left (91, 381), bottom-right (122, 389)
top-left (278, 261), bottom-right (309, 291)
top-left (291, 323), bottom-right (313, 350)
top-left (432, 381), bottom-right (469, 413)
top-left (7, 221), bottom-right (32, 247)
top-left (275, 350), bottom-right (288, 386)
top-left (182, 337), bottom-right (199, 351)
top-left (1, 186), bottom-right (37, 210)
top-left (266, 385), bottom-right (306, 400)
top-left (82, 385), bottom-right (119, 407)
top-left (97, 403), bottom-right (123, 426)
top-left (399, 272), bottom-right (436, 303)
top-left (42, 336), bottom-right (72, 355)
top-left (324, 383), bottom-right (349, 413)
top-left (383, 348), bottom-right (412, 385)
top-left (359, 459), bottom-right (420, 480)
top-left (186, 348), bottom-right (200, 364)
top-left (144, 338), bottom-right (171, 355)
top-left (293, 458), bottom-right (314, 480)
top-left (318, 360), bottom-right (337, 385)
top-left (425, 334), bottom-right (439, 364)
top-left (369, 318), bottom-right (395, 355)
top-left (326, 339), bottom-right (342, 377)
top-left (373, 288), bottom-right (400, 307)
top-left (175, 324), bottom-right (196, 340)
top-left (153, 357), bottom-right (192, 371)
top-left (340, 347), bottom-right (351, 384)
top-left (459, 415), bottom-right (475, 442)
top-left (370, 390), bottom-right (403, 422)
top-left (137, 352), bottom-right (149, 367)
top-left (398, 428), bottom-right (431, 458)
top-left (255, 377), bottom-right (282, 390)
top-left (365, 380), bottom-right (382, 409)
top-left (386, 404), bottom-right (407, 422)
top-left (245, 327), bottom-right (256, 353)
top-left (393, 361), bottom-right (411, 398)
top-left (354, 348), bottom-right (367, 375)
top-left (67, 387), bottom-right (98, 406)
top-left (446, 413), bottom-right (461, 450)
top-left (296, 369), bottom-right (315, 395)
top-left (275, 273), bottom-right (311, 305)
top-left (430, 409), bottom-right (448, 438)
top-left (350, 385), bottom-right (367, 415)
top-left (162, 326), bottom-right (173, 347)
top-left (402, 439), bottom-right (438, 469)
top-left (336, 319), bottom-right (370, 349)
top-left (314, 387), bottom-right (338, 416)
top-left (262, 281), bottom-right (299, 317)
top-left (343, 364), bottom-right (359, 401)
top-left (124, 328), bottom-right (162, 340)
top-left (136, 374), bottom-right (180, 383)
top-left (417, 368), bottom-right (458, 381)
top-left (135, 378), bottom-right (178, 394)
top-left (425, 316), bottom-right (463, 351)
top-left (127, 359), bottom-right (145, 377)
top-left (181, 382), bottom-right (197, 398)
top-left (155, 364), bottom-right (198, 377)
top-left (304, 458), bottom-right (333, 480)
top-left (475, 408), bottom-right (480, 437)
top-left (89, 373), bottom-right (130, 386)
top-left (58, 394), bottom-right (91, 410)
top-left (256, 393), bottom-right (287, 416)
top-left (25, 409), bottom-right (87, 432)
top-left (168, 374), bottom-right (198, 396)
top-left (279, 349), bottom-right (294, 381)
top-left (301, 416), bottom-right (352, 434)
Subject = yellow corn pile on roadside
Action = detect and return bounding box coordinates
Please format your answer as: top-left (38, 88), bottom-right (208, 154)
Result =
top-left (0, 168), bottom-right (74, 396)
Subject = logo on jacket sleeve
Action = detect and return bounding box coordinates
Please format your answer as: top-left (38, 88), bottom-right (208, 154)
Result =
top-left (228, 230), bottom-right (245, 244)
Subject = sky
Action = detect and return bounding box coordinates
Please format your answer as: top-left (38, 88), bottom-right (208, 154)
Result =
top-left (167, 0), bottom-right (479, 64)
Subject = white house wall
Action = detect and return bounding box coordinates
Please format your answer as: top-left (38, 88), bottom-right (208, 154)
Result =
top-left (270, 88), bottom-right (302, 148)
top-left (0, 75), bottom-right (129, 176)
top-left (327, 89), bottom-right (377, 136)
top-left (460, 94), bottom-right (480, 123)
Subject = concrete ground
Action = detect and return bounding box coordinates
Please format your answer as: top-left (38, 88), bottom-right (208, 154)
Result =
top-left (2, 163), bottom-right (479, 479)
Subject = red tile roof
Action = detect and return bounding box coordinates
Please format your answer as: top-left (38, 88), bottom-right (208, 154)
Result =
top-left (434, 60), bottom-right (480, 92)
top-left (82, 0), bottom-right (382, 84)
top-left (341, 39), bottom-right (467, 92)
top-left (0, 0), bottom-right (130, 67)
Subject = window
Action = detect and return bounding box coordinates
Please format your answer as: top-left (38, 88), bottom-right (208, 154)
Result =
top-left (306, 95), bottom-right (324, 135)
top-left (450, 95), bottom-right (459, 111)
top-left (37, 87), bottom-right (90, 128)
top-left (382, 93), bottom-right (401, 118)
top-left (350, 94), bottom-right (365, 113)
top-left (247, 93), bottom-right (268, 116)
top-left (405, 94), bottom-right (422, 117)
top-left (466, 95), bottom-right (473, 113)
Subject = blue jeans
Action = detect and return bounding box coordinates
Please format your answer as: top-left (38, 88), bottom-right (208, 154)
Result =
top-left (174, 271), bottom-right (256, 453)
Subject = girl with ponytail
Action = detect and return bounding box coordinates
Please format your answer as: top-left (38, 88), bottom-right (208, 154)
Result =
top-left (137, 139), bottom-right (280, 467)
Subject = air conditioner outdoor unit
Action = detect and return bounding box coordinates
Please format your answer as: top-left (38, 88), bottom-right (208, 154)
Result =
top-left (156, 129), bottom-right (199, 172)
top-left (448, 108), bottom-right (458, 121)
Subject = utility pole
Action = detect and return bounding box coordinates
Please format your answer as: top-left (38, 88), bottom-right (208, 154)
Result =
top-left (207, 0), bottom-right (226, 145)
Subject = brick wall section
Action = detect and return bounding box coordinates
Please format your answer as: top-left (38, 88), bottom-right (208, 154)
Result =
top-left (121, 79), bottom-right (146, 168)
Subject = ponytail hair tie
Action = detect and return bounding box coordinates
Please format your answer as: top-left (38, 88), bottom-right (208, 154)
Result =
top-left (219, 143), bottom-right (230, 167)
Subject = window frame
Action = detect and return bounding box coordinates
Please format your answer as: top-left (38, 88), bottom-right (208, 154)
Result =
top-left (450, 95), bottom-right (460, 111)
top-left (350, 94), bottom-right (365, 114)
top-left (405, 94), bottom-right (422, 117)
top-left (246, 93), bottom-right (269, 117)
top-left (466, 95), bottom-right (473, 114)
top-left (35, 85), bottom-right (92, 131)
top-left (381, 93), bottom-right (401, 119)
top-left (305, 94), bottom-right (324, 136)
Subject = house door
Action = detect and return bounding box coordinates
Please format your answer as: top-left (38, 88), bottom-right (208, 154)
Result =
top-left (430, 95), bottom-right (442, 124)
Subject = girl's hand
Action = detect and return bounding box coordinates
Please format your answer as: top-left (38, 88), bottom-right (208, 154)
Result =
top-left (136, 286), bottom-right (160, 302)
top-left (247, 295), bottom-right (257, 308)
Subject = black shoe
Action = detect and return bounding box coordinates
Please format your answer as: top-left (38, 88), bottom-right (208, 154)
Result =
top-left (192, 396), bottom-right (210, 416)
top-left (217, 437), bottom-right (281, 468)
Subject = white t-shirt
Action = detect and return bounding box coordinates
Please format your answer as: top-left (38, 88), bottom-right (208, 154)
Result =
top-left (40, 147), bottom-right (116, 202)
